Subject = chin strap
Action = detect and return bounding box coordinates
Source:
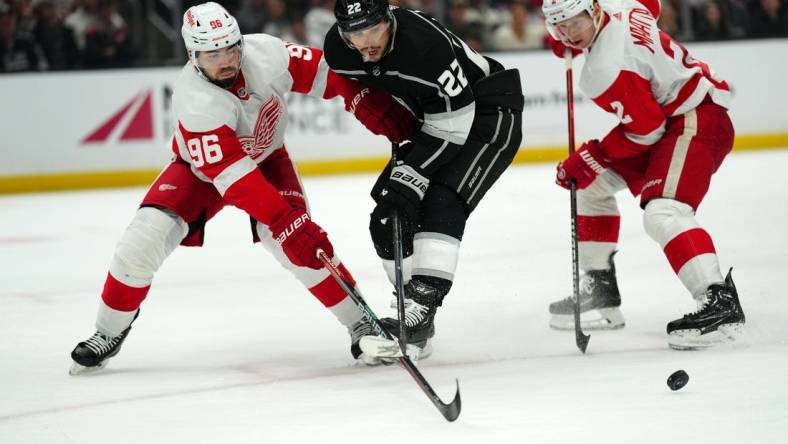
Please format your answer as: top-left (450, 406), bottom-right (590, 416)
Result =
top-left (589, 6), bottom-right (605, 46)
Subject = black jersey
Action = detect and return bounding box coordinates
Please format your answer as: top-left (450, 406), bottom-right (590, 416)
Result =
top-left (324, 7), bottom-right (505, 176)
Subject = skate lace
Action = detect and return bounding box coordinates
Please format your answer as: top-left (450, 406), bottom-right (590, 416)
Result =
top-left (564, 275), bottom-right (595, 302)
top-left (350, 318), bottom-right (373, 342)
top-left (84, 332), bottom-right (120, 355)
top-left (391, 296), bottom-right (426, 326)
top-left (580, 275), bottom-right (595, 297)
top-left (403, 300), bottom-right (430, 327)
top-left (687, 288), bottom-right (718, 317)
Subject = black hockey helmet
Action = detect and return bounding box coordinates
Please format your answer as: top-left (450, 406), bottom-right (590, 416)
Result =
top-left (335, 0), bottom-right (392, 33)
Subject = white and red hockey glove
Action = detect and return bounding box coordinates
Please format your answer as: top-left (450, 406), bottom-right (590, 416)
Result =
top-left (556, 140), bottom-right (610, 190)
top-left (269, 208), bottom-right (333, 269)
top-left (346, 87), bottom-right (416, 143)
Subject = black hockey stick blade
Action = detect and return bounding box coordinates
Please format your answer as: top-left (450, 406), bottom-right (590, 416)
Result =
top-left (317, 250), bottom-right (462, 422)
top-left (574, 313), bottom-right (590, 354)
top-left (436, 378), bottom-right (462, 422)
top-left (399, 356), bottom-right (462, 422)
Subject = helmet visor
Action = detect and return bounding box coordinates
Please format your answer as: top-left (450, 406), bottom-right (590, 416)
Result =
top-left (340, 21), bottom-right (389, 49)
top-left (195, 42), bottom-right (242, 70)
top-left (546, 13), bottom-right (595, 43)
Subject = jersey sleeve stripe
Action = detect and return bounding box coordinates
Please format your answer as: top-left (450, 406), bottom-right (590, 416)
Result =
top-left (456, 37), bottom-right (490, 75)
top-left (625, 120), bottom-right (665, 145)
top-left (662, 73), bottom-right (702, 116)
top-left (384, 71), bottom-right (448, 98)
top-left (408, 9), bottom-right (489, 75)
top-left (213, 156), bottom-right (258, 196)
top-left (307, 56), bottom-right (330, 98)
top-left (174, 127), bottom-right (191, 162)
top-left (332, 69), bottom-right (367, 76)
top-left (408, 10), bottom-right (455, 48)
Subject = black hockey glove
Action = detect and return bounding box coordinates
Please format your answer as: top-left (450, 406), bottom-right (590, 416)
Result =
top-left (371, 163), bottom-right (429, 228)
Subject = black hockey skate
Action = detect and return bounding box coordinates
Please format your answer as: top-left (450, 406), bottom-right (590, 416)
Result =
top-left (379, 278), bottom-right (441, 360)
top-left (69, 310), bottom-right (139, 375)
top-left (549, 252), bottom-right (625, 331)
top-left (667, 269), bottom-right (745, 350)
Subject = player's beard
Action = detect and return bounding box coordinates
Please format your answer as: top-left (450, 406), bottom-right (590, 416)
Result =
top-left (210, 67), bottom-right (239, 89)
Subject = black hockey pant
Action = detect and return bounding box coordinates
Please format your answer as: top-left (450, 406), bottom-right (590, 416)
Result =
top-left (370, 68), bottom-right (524, 259)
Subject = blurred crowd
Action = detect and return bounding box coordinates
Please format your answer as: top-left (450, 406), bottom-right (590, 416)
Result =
top-left (2, 0), bottom-right (787, 73)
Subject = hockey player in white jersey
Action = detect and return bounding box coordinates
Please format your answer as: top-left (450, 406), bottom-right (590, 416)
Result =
top-left (543, 0), bottom-right (745, 349)
top-left (69, 2), bottom-right (415, 374)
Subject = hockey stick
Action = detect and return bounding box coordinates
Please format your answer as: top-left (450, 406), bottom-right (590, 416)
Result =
top-left (565, 49), bottom-right (591, 354)
top-left (316, 249), bottom-right (462, 422)
top-left (390, 142), bottom-right (409, 357)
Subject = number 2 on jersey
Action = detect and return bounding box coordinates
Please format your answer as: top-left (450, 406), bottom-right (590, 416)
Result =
top-left (187, 135), bottom-right (223, 167)
top-left (610, 101), bottom-right (633, 124)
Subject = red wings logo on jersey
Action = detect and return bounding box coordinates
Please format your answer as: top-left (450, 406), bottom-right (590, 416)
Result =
top-left (238, 96), bottom-right (283, 159)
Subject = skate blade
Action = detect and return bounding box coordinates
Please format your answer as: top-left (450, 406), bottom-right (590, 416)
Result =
top-left (356, 353), bottom-right (385, 367)
top-left (69, 360), bottom-right (108, 376)
top-left (379, 340), bottom-right (433, 364)
top-left (360, 336), bottom-right (425, 361)
top-left (549, 308), bottom-right (626, 331)
top-left (668, 323), bottom-right (745, 350)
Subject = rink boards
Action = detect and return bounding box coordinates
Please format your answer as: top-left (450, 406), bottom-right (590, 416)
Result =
top-left (0, 39), bottom-right (786, 193)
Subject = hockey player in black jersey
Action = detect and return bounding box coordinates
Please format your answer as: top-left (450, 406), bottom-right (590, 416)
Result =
top-left (325, 0), bottom-right (524, 359)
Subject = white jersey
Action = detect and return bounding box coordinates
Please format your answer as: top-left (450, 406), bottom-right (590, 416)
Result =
top-left (577, 0), bottom-right (731, 157)
top-left (164, 34), bottom-right (363, 227)
top-left (171, 34), bottom-right (331, 171)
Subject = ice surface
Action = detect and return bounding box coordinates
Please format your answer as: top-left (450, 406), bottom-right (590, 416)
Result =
top-left (1, 150), bottom-right (786, 443)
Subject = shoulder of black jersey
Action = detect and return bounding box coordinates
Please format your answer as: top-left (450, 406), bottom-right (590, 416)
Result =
top-left (392, 8), bottom-right (449, 59)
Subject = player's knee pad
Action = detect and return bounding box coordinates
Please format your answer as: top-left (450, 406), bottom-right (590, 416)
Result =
top-left (643, 198), bottom-right (696, 245)
top-left (109, 207), bottom-right (188, 287)
top-left (369, 213), bottom-right (414, 260)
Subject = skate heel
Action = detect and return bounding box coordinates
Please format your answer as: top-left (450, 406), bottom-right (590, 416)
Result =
top-left (719, 322), bottom-right (745, 341)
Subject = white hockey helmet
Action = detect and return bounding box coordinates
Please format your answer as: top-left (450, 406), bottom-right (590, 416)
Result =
top-left (181, 2), bottom-right (243, 64)
top-left (542, 0), bottom-right (595, 25)
top-left (542, 0), bottom-right (602, 45)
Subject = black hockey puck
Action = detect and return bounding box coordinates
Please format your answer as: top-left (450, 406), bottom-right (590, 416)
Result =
top-left (667, 370), bottom-right (689, 391)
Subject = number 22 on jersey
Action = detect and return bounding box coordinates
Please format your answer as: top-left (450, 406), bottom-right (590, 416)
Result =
top-left (438, 59), bottom-right (468, 97)
top-left (187, 134), bottom-right (223, 167)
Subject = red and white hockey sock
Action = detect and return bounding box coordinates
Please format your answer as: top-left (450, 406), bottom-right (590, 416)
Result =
top-left (576, 171), bottom-right (626, 271)
top-left (578, 214), bottom-right (620, 271)
top-left (663, 228), bottom-right (723, 299)
top-left (644, 199), bottom-right (724, 298)
top-left (308, 260), bottom-right (365, 327)
top-left (96, 272), bottom-right (147, 336)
